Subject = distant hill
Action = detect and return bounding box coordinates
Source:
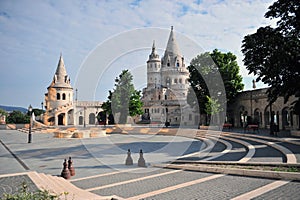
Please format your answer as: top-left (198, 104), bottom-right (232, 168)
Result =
top-left (0, 105), bottom-right (27, 113)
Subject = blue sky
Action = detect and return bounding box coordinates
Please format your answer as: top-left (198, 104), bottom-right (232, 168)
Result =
top-left (0, 0), bottom-right (275, 109)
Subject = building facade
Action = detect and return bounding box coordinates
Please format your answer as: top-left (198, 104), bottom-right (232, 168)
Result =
top-left (43, 54), bottom-right (103, 126)
top-left (228, 88), bottom-right (299, 130)
top-left (141, 27), bottom-right (199, 126)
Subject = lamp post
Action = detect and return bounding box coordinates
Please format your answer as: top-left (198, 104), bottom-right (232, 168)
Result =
top-left (250, 80), bottom-right (256, 122)
top-left (83, 106), bottom-right (86, 128)
top-left (28, 105), bottom-right (32, 143)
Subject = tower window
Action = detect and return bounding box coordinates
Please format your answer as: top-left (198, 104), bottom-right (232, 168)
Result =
top-left (165, 95), bottom-right (167, 100)
top-left (167, 62), bottom-right (170, 66)
top-left (57, 93), bottom-right (61, 100)
top-left (177, 62), bottom-right (180, 67)
top-left (174, 79), bottom-right (178, 84)
top-left (62, 93), bottom-right (66, 100)
top-left (179, 78), bottom-right (182, 84)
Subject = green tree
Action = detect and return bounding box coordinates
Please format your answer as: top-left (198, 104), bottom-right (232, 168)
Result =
top-left (205, 96), bottom-right (223, 125)
top-left (0, 109), bottom-right (7, 117)
top-left (241, 0), bottom-right (300, 117)
top-left (7, 110), bottom-right (29, 124)
top-left (101, 70), bottom-right (143, 124)
top-left (187, 49), bottom-right (244, 114)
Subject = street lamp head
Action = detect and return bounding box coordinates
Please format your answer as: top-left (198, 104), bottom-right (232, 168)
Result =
top-left (28, 104), bottom-right (32, 112)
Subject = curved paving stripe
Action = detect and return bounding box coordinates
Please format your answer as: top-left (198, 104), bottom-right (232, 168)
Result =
top-left (178, 137), bottom-right (215, 159)
top-left (221, 133), bottom-right (297, 164)
top-left (201, 136), bottom-right (233, 161)
top-left (225, 132), bottom-right (300, 146)
top-left (215, 135), bottom-right (255, 163)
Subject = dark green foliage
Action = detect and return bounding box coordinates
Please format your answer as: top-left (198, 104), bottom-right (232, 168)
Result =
top-left (187, 49), bottom-right (244, 114)
top-left (2, 182), bottom-right (63, 200)
top-left (242, 0), bottom-right (300, 111)
top-left (101, 70), bottom-right (143, 124)
top-left (7, 110), bottom-right (30, 124)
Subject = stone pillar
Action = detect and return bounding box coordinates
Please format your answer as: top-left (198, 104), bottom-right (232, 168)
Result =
top-left (65, 112), bottom-right (68, 126)
top-left (55, 114), bottom-right (58, 126)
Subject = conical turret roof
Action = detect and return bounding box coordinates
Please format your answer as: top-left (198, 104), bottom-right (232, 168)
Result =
top-left (165, 26), bottom-right (181, 56)
top-left (49, 54), bottom-right (72, 89)
top-left (55, 54), bottom-right (67, 77)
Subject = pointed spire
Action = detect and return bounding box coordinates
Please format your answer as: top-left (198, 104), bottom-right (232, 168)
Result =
top-left (148, 40), bottom-right (159, 60)
top-left (56, 54), bottom-right (67, 77)
top-left (151, 40), bottom-right (157, 54)
top-left (165, 26), bottom-right (181, 56)
top-left (50, 53), bottom-right (72, 88)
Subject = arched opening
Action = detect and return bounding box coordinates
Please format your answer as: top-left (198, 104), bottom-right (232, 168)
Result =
top-left (253, 108), bottom-right (261, 125)
top-left (98, 111), bottom-right (107, 125)
top-left (58, 113), bottom-right (64, 125)
top-left (57, 93), bottom-right (60, 100)
top-left (79, 116), bottom-right (83, 125)
top-left (62, 93), bottom-right (66, 100)
top-left (282, 107), bottom-right (289, 129)
top-left (89, 113), bottom-right (95, 125)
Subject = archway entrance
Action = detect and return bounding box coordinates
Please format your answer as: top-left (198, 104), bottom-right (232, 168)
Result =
top-left (58, 114), bottom-right (64, 125)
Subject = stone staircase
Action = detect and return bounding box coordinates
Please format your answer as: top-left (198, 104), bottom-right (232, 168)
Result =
top-left (26, 171), bottom-right (116, 200)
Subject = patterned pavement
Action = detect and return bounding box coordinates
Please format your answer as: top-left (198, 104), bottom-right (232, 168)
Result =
top-left (0, 128), bottom-right (300, 199)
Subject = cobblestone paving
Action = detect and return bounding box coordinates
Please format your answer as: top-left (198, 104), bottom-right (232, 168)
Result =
top-left (1, 129), bottom-right (300, 199)
top-left (225, 136), bottom-right (285, 163)
top-left (143, 174), bottom-right (274, 200)
top-left (253, 181), bottom-right (300, 200)
top-left (212, 140), bottom-right (246, 161)
top-left (0, 175), bottom-right (38, 198)
top-left (72, 168), bottom-right (171, 190)
top-left (91, 170), bottom-right (212, 198)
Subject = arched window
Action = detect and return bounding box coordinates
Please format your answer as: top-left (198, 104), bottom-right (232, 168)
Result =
top-left (179, 78), bottom-right (182, 84)
top-left (282, 107), bottom-right (289, 128)
top-left (174, 79), bottom-right (178, 84)
top-left (62, 93), bottom-right (66, 100)
top-left (89, 113), bottom-right (95, 125)
top-left (57, 93), bottom-right (60, 100)
top-left (79, 116), bottom-right (83, 125)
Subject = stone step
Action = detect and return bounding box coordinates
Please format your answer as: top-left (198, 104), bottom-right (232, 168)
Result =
top-left (27, 171), bottom-right (107, 200)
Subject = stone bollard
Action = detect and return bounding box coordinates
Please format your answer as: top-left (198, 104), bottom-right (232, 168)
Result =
top-left (61, 159), bottom-right (71, 179)
top-left (125, 149), bottom-right (133, 165)
top-left (68, 157), bottom-right (75, 176)
top-left (138, 149), bottom-right (146, 167)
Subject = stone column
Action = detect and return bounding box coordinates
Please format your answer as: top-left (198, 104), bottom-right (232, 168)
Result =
top-left (65, 112), bottom-right (68, 126)
top-left (55, 114), bottom-right (58, 126)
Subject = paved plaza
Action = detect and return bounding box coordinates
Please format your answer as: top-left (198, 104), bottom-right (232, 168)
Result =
top-left (1, 127), bottom-right (300, 199)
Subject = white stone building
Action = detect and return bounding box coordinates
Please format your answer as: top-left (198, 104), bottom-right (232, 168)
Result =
top-left (43, 54), bottom-right (103, 126)
top-left (142, 27), bottom-right (199, 126)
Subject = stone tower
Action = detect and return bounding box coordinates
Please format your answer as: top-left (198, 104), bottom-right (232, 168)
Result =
top-left (44, 54), bottom-right (74, 126)
top-left (142, 26), bottom-right (190, 125)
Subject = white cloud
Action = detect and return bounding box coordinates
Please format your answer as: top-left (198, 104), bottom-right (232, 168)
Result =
top-left (0, 0), bottom-right (276, 107)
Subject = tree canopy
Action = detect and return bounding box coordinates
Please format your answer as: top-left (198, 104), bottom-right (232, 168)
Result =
top-left (7, 110), bottom-right (30, 124)
top-left (242, 0), bottom-right (300, 111)
top-left (187, 49), bottom-right (244, 114)
top-left (101, 70), bottom-right (143, 124)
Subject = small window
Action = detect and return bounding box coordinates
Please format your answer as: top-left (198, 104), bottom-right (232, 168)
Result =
top-left (179, 79), bottom-right (182, 83)
top-left (177, 62), bottom-right (180, 67)
top-left (165, 95), bottom-right (167, 100)
top-left (167, 62), bottom-right (170, 66)
top-left (62, 93), bottom-right (66, 100)
top-left (57, 93), bottom-right (60, 100)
